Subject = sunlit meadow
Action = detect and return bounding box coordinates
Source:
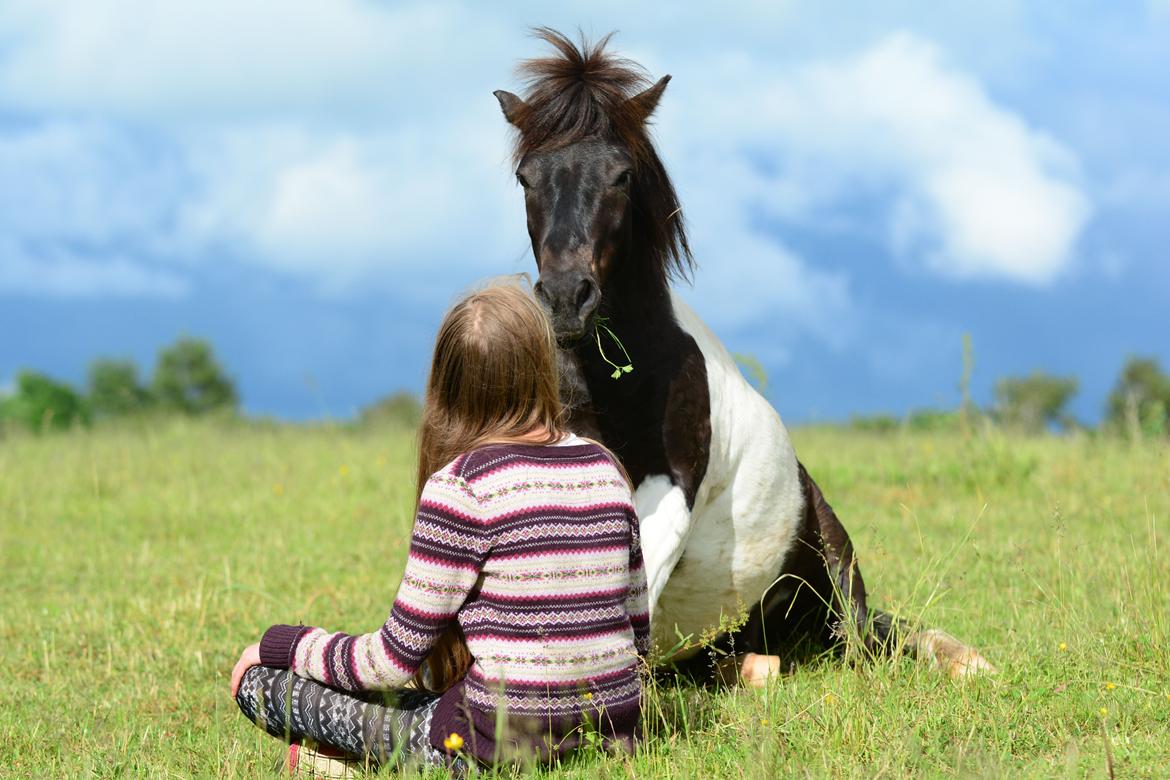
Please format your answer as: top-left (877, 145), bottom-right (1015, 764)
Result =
top-left (1, 421), bottom-right (1167, 777)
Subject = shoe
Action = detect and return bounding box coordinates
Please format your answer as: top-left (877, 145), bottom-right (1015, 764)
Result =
top-left (287, 739), bottom-right (362, 779)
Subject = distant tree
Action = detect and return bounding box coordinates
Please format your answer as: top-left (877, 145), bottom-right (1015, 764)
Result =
top-left (359, 391), bottom-right (422, 429)
top-left (994, 372), bottom-right (1079, 434)
top-left (1105, 357), bottom-right (1170, 437)
top-left (0, 371), bottom-right (89, 432)
top-left (88, 359), bottom-right (152, 418)
top-left (151, 338), bottom-right (238, 415)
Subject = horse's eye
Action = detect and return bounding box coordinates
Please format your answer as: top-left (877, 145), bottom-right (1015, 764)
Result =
top-left (516, 173), bottom-right (531, 189)
top-left (613, 169), bottom-right (632, 187)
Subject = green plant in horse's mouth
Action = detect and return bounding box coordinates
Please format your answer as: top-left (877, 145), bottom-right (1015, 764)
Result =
top-left (595, 320), bottom-right (633, 380)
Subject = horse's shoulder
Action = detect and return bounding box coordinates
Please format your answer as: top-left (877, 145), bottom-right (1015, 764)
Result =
top-left (667, 290), bottom-right (799, 488)
top-left (667, 291), bottom-right (746, 380)
top-left (667, 291), bottom-right (777, 412)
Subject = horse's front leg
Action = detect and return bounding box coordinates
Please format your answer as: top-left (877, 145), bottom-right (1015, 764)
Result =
top-left (642, 348), bottom-right (712, 621)
top-left (633, 475), bottom-right (694, 621)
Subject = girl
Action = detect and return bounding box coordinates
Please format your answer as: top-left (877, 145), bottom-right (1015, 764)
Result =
top-left (230, 283), bottom-right (650, 773)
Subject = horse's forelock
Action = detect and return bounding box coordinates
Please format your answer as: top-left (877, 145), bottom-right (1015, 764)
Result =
top-left (511, 28), bottom-right (653, 163)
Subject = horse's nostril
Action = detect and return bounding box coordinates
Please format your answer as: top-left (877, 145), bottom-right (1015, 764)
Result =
top-left (575, 280), bottom-right (596, 312)
top-left (533, 280), bottom-right (546, 299)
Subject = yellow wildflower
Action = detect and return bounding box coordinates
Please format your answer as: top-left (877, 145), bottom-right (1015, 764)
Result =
top-left (338, 464), bottom-right (350, 477)
top-left (824, 693), bottom-right (837, 705)
top-left (1057, 642), bottom-right (1067, 652)
top-left (583, 691), bottom-right (593, 700)
top-left (443, 732), bottom-right (464, 751)
top-left (760, 718), bottom-right (770, 726)
top-left (1105, 682), bottom-right (1116, 691)
top-left (1099, 707), bottom-right (1108, 718)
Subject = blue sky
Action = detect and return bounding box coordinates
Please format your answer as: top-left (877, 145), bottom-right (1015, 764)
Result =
top-left (2, 1), bottom-right (1167, 423)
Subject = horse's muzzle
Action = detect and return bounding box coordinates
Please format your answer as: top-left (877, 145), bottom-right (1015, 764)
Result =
top-left (534, 275), bottom-right (600, 339)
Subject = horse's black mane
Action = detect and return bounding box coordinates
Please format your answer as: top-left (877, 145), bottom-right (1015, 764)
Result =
top-left (508, 28), bottom-right (694, 283)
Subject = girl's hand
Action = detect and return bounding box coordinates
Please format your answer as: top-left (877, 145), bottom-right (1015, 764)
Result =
top-left (230, 643), bottom-right (262, 698)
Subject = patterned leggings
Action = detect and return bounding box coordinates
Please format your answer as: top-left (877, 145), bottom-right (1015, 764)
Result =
top-left (235, 665), bottom-right (465, 772)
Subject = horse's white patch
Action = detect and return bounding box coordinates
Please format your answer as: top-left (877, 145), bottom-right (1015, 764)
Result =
top-left (639, 292), bottom-right (807, 655)
top-left (633, 474), bottom-right (691, 621)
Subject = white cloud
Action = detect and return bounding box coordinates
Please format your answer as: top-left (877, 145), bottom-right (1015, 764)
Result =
top-left (177, 120), bottom-right (524, 289)
top-left (0, 0), bottom-right (503, 120)
top-left (0, 6), bottom-right (1092, 330)
top-left (663, 32), bottom-right (1090, 286)
top-left (0, 120), bottom-right (196, 297)
top-left (0, 1), bottom-right (528, 299)
top-left (0, 121), bottom-right (180, 245)
top-left (668, 148), bottom-right (856, 345)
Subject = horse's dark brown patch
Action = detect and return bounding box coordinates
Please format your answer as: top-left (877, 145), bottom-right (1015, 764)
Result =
top-left (560, 296), bottom-right (711, 509)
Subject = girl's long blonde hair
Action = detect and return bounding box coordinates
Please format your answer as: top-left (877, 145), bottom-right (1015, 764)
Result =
top-left (412, 280), bottom-right (565, 692)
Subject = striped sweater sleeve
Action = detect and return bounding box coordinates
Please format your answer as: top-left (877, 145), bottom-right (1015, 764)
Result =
top-left (625, 505), bottom-right (651, 657)
top-left (259, 471), bottom-right (490, 692)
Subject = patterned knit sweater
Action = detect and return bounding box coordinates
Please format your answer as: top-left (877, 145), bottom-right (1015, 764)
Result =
top-left (259, 439), bottom-right (649, 764)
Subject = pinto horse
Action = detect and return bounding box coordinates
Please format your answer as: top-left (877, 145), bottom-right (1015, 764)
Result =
top-left (493, 29), bottom-right (993, 684)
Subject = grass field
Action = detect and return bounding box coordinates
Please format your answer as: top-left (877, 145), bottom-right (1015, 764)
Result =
top-left (2, 421), bottom-right (1168, 778)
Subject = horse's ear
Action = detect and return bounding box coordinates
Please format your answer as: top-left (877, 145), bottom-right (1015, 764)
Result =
top-left (626, 75), bottom-right (671, 124)
top-left (493, 90), bottom-right (528, 126)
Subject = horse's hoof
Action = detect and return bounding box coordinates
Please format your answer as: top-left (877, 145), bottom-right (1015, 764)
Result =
top-left (947, 650), bottom-right (997, 679)
top-left (914, 628), bottom-right (996, 679)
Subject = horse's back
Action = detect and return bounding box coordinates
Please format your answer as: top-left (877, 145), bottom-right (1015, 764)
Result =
top-left (654, 293), bottom-right (806, 646)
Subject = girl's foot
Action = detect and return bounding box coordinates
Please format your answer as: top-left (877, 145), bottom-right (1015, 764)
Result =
top-left (288, 740), bottom-right (361, 779)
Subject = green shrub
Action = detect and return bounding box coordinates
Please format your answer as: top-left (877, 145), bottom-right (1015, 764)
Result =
top-left (0, 371), bottom-right (90, 432)
top-left (88, 359), bottom-right (153, 418)
top-left (1106, 357), bottom-right (1170, 438)
top-left (993, 372), bottom-right (1079, 434)
top-left (152, 338), bottom-right (238, 415)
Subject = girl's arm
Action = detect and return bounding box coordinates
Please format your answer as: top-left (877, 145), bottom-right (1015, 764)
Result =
top-left (625, 506), bottom-right (651, 658)
top-left (257, 473), bottom-right (489, 692)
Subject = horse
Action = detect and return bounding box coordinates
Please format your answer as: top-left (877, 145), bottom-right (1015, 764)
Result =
top-left (492, 29), bottom-right (993, 684)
